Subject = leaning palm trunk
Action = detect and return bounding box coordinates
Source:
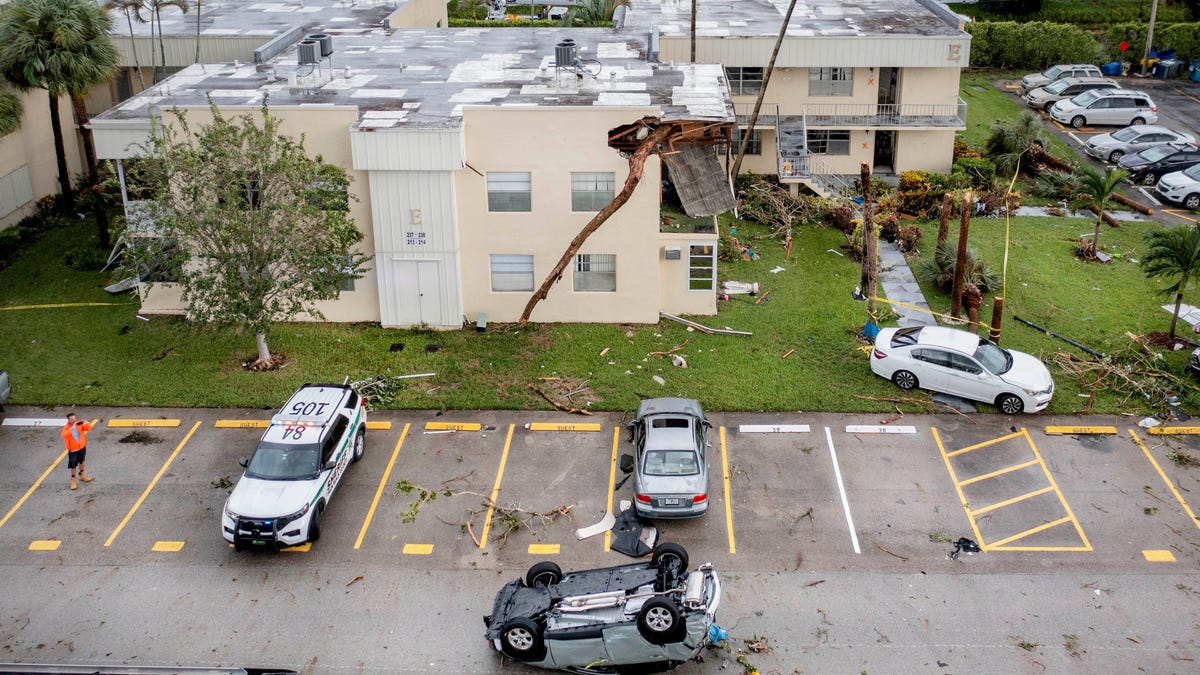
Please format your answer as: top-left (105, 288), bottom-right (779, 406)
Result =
top-left (122, 9), bottom-right (146, 91)
top-left (47, 91), bottom-right (72, 203)
top-left (518, 123), bottom-right (673, 325)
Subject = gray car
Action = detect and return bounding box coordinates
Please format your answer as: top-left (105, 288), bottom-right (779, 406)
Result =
top-left (629, 398), bottom-right (710, 519)
top-left (1083, 124), bottom-right (1198, 163)
top-left (1024, 76), bottom-right (1119, 112)
top-left (1020, 63), bottom-right (1104, 93)
top-left (0, 370), bottom-right (9, 412)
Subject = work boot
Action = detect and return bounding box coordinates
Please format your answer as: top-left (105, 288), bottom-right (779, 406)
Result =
top-left (79, 473), bottom-right (92, 483)
top-left (70, 477), bottom-right (77, 490)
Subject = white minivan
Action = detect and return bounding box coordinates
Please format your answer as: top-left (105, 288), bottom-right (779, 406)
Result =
top-left (1049, 89), bottom-right (1158, 129)
top-left (222, 383), bottom-right (366, 550)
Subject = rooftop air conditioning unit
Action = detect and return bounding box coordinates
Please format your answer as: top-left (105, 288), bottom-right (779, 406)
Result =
top-left (298, 40), bottom-right (320, 65)
top-left (308, 33), bottom-right (334, 58)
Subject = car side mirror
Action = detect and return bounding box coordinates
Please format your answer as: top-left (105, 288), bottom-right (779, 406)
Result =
top-left (238, 457), bottom-right (248, 468)
top-left (619, 454), bottom-right (635, 473)
top-left (324, 458), bottom-right (338, 471)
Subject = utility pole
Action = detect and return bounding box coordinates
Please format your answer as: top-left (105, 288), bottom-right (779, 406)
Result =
top-left (1140, 0), bottom-right (1159, 76)
top-left (859, 163), bottom-right (877, 320)
top-left (731, 0), bottom-right (800, 179)
top-left (691, 0), bottom-right (697, 62)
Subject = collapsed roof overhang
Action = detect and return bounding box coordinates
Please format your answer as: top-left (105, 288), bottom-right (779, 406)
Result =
top-left (609, 119), bottom-right (736, 217)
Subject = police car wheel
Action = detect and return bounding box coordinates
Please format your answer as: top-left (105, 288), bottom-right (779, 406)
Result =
top-left (352, 428), bottom-right (365, 463)
top-left (308, 504), bottom-right (322, 543)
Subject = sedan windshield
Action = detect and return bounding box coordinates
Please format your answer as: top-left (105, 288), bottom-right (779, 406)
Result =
top-left (643, 449), bottom-right (700, 476)
top-left (1138, 146), bottom-right (1174, 162)
top-left (1110, 126), bottom-right (1141, 142)
top-left (246, 442), bottom-right (320, 480)
top-left (973, 341), bottom-right (1013, 375)
top-left (1183, 164), bottom-right (1200, 180)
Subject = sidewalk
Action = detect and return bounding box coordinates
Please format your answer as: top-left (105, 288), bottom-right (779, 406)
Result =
top-left (877, 239), bottom-right (936, 327)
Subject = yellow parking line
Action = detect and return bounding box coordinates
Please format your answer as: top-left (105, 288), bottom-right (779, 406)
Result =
top-left (527, 422), bottom-right (602, 432)
top-left (151, 541), bottom-right (184, 552)
top-left (214, 420), bottom-right (269, 429)
top-left (528, 544), bottom-right (559, 555)
top-left (1044, 426), bottom-right (1117, 435)
top-left (479, 424), bottom-right (515, 549)
top-left (1161, 209), bottom-right (1199, 224)
top-left (107, 419), bottom-right (181, 428)
top-left (943, 430), bottom-right (1025, 458)
top-left (425, 422), bottom-right (481, 431)
top-left (1024, 428), bottom-right (1092, 551)
top-left (366, 421), bottom-right (392, 430)
top-left (1143, 549), bottom-right (1176, 562)
top-left (282, 543), bottom-right (311, 552)
top-left (28, 540), bottom-right (61, 551)
top-left (969, 486), bottom-right (1056, 516)
top-left (959, 458), bottom-right (1041, 486)
top-left (932, 427), bottom-right (990, 549)
top-left (604, 426), bottom-right (619, 553)
top-left (988, 516), bottom-right (1074, 549)
top-left (1147, 425), bottom-right (1200, 435)
top-left (1130, 430), bottom-right (1200, 532)
top-left (403, 543), bottom-right (434, 555)
top-left (720, 426), bottom-right (736, 554)
top-left (0, 449), bottom-right (68, 530)
top-left (105, 421), bottom-right (201, 547)
top-left (354, 423), bottom-right (410, 549)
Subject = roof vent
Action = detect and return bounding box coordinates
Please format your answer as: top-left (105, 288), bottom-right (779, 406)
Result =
top-left (308, 33), bottom-right (334, 58)
top-left (555, 39), bottom-right (578, 68)
top-left (612, 5), bottom-right (627, 30)
top-left (298, 40), bottom-right (320, 65)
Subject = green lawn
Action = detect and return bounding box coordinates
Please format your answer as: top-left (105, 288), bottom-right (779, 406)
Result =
top-left (3, 74), bottom-right (1197, 415)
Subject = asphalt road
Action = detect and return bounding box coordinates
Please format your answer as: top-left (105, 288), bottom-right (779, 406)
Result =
top-left (2, 406), bottom-right (1199, 673)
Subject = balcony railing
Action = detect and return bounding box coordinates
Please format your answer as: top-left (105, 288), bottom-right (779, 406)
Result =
top-left (736, 99), bottom-right (966, 130)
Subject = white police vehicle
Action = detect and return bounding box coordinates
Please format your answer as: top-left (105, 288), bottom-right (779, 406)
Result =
top-left (222, 383), bottom-right (366, 550)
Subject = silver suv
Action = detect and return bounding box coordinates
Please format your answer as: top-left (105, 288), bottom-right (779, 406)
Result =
top-left (1024, 76), bottom-right (1119, 111)
top-left (1020, 63), bottom-right (1104, 93)
top-left (1049, 89), bottom-right (1158, 129)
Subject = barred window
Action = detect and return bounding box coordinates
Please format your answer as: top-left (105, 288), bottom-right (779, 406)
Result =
top-left (809, 67), bottom-right (853, 97)
top-left (807, 130), bottom-right (851, 155)
top-left (490, 254), bottom-right (534, 292)
top-left (571, 172), bottom-right (615, 211)
top-left (688, 244), bottom-right (715, 291)
top-left (574, 253), bottom-right (616, 292)
top-left (732, 129), bottom-right (762, 155)
top-left (725, 66), bottom-right (763, 95)
top-left (487, 172), bottom-right (531, 212)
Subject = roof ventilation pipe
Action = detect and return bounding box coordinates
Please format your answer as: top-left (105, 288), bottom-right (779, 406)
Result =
top-left (612, 5), bottom-right (627, 30)
top-left (297, 40), bottom-right (320, 65)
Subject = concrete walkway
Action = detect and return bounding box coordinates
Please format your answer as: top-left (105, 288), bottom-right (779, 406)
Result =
top-left (877, 239), bottom-right (936, 327)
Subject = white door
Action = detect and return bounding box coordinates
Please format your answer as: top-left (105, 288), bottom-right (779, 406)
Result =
top-left (395, 260), bottom-right (443, 327)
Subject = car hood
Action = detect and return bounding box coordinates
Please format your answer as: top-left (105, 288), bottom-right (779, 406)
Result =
top-left (636, 397), bottom-right (704, 419)
top-left (1022, 74), bottom-right (1049, 88)
top-left (639, 471), bottom-right (707, 495)
top-left (998, 351), bottom-right (1054, 392)
top-left (228, 476), bottom-right (316, 518)
top-left (1158, 171), bottom-right (1196, 189)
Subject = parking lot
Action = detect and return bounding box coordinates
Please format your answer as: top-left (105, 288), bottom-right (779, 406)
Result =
top-left (2, 406), bottom-right (1199, 672)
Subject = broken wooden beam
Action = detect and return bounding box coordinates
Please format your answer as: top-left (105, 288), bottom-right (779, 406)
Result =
top-left (659, 312), bottom-right (752, 336)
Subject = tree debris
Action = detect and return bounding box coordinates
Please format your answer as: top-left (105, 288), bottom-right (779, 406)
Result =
top-left (529, 384), bottom-right (593, 415)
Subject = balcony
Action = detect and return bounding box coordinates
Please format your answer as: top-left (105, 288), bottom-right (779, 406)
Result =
top-left (736, 99), bottom-right (966, 130)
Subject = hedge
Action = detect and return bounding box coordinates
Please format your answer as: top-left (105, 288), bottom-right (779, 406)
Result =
top-left (967, 20), bottom-right (1200, 69)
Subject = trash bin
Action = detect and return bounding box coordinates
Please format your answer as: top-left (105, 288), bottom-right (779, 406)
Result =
top-left (1191, 59), bottom-right (1200, 83)
top-left (1101, 61), bottom-right (1122, 76)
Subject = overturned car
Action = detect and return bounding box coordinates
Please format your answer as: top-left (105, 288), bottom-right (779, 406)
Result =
top-left (484, 543), bottom-right (721, 673)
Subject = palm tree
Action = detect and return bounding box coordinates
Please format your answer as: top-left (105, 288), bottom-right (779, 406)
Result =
top-left (0, 84), bottom-right (21, 137)
top-left (194, 0), bottom-right (202, 63)
top-left (564, 0), bottom-right (617, 26)
top-left (148, 0), bottom-right (187, 82)
top-left (1142, 225), bottom-right (1200, 341)
top-left (983, 110), bottom-right (1072, 177)
top-left (1073, 163), bottom-right (1128, 257)
top-left (0, 0), bottom-right (120, 209)
top-left (108, 0), bottom-right (149, 92)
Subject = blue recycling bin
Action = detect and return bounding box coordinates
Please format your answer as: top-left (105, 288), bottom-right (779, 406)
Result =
top-left (1191, 59), bottom-right (1200, 82)
top-left (1101, 61), bottom-right (1122, 76)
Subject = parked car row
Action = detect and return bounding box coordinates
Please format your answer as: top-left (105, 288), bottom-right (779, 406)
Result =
top-left (1023, 76), bottom-right (1119, 112)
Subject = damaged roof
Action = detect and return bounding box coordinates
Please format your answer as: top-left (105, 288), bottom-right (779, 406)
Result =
top-left (622, 0), bottom-right (965, 38)
top-left (93, 28), bottom-right (734, 130)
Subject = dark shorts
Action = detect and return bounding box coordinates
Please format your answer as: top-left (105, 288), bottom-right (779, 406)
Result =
top-left (68, 448), bottom-right (86, 469)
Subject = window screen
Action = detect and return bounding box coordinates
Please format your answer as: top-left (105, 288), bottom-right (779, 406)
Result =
top-left (574, 253), bottom-right (616, 292)
top-left (807, 130), bottom-right (851, 155)
top-left (571, 172), bottom-right (615, 211)
top-left (809, 67), bottom-right (852, 96)
top-left (491, 254), bottom-right (534, 292)
top-left (487, 172), bottom-right (531, 212)
top-left (725, 66), bottom-right (764, 95)
top-left (688, 244), bottom-right (715, 290)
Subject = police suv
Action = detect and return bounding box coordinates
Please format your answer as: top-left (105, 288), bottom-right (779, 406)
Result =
top-left (222, 383), bottom-right (366, 550)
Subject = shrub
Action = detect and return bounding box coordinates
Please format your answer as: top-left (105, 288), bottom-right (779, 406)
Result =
top-left (953, 156), bottom-right (997, 191)
top-left (896, 223), bottom-right (924, 254)
top-left (828, 205), bottom-right (854, 235)
top-left (966, 21), bottom-right (1099, 69)
top-left (63, 243), bottom-right (109, 272)
top-left (954, 137), bottom-right (983, 162)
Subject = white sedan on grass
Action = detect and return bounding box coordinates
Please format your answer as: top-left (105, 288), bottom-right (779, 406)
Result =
top-left (870, 326), bottom-right (1054, 414)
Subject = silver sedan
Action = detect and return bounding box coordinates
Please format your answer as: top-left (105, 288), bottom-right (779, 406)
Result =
top-left (629, 397), bottom-right (710, 519)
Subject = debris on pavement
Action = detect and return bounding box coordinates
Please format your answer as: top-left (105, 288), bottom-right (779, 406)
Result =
top-left (574, 511), bottom-right (616, 540)
top-left (949, 537), bottom-right (981, 560)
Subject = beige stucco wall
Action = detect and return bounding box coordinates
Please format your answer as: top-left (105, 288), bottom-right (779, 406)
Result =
top-left (0, 89), bottom-right (83, 230)
top-left (387, 0), bottom-right (449, 28)
top-left (456, 106), bottom-right (667, 324)
top-left (136, 105), bottom-right (381, 323)
top-left (658, 232), bottom-right (718, 317)
top-left (894, 129), bottom-right (957, 173)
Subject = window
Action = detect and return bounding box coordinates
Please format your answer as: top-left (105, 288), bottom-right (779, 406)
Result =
top-left (487, 172), bottom-right (531, 212)
top-left (807, 130), bottom-right (850, 155)
top-left (573, 253), bottom-right (616, 292)
top-left (490, 254), bottom-right (534, 292)
top-left (571, 172), bottom-right (615, 211)
top-left (809, 67), bottom-right (852, 97)
top-left (731, 129), bottom-right (761, 155)
top-left (321, 416), bottom-right (349, 466)
top-left (339, 254), bottom-right (356, 292)
top-left (688, 244), bottom-right (715, 290)
top-left (725, 66), bottom-right (763, 95)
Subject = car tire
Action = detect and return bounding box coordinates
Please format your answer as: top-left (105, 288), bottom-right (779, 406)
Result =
top-left (1070, 115), bottom-right (1086, 129)
top-left (1108, 150), bottom-right (1124, 163)
top-left (651, 542), bottom-right (689, 573)
top-left (1131, 117), bottom-right (1146, 126)
top-left (892, 370), bottom-right (919, 391)
top-left (996, 393), bottom-right (1025, 415)
top-left (307, 502), bottom-right (322, 543)
top-left (1042, 102), bottom-right (1055, 112)
top-left (351, 428), bottom-right (365, 463)
top-left (500, 617), bottom-right (544, 661)
top-left (1185, 193), bottom-right (1200, 209)
top-left (637, 597), bottom-right (686, 645)
top-left (1141, 172), bottom-right (1157, 186)
top-left (525, 561), bottom-right (562, 587)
